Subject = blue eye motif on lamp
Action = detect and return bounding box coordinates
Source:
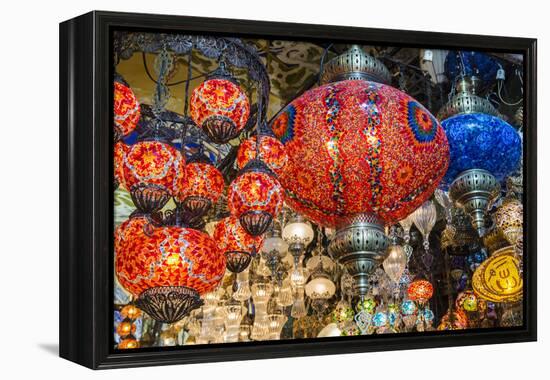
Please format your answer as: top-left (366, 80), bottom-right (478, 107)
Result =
top-left (441, 113), bottom-right (522, 187)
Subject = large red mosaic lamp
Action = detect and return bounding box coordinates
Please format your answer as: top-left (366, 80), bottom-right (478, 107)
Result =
top-left (271, 45), bottom-right (450, 296)
top-left (115, 216), bottom-right (226, 323)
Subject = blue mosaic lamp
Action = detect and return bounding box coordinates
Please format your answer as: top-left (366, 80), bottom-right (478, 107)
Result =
top-left (438, 77), bottom-right (522, 236)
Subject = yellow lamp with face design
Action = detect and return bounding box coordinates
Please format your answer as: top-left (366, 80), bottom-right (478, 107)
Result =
top-left (472, 246), bottom-right (522, 303)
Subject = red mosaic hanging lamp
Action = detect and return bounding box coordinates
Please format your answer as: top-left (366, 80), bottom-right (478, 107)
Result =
top-left (407, 279), bottom-right (434, 305)
top-left (175, 153), bottom-right (225, 219)
top-left (271, 45), bottom-right (449, 297)
top-left (190, 61), bottom-right (250, 144)
top-left (213, 216), bottom-right (264, 274)
top-left (114, 74), bottom-right (141, 139)
top-left (227, 159), bottom-right (284, 236)
top-left (121, 140), bottom-right (185, 216)
top-left (115, 216), bottom-right (226, 323)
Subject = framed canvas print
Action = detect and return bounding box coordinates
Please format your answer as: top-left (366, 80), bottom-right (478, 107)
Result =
top-left (59, 11), bottom-right (537, 369)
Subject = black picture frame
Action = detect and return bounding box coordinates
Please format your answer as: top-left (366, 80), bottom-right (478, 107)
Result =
top-left (59, 10), bottom-right (537, 370)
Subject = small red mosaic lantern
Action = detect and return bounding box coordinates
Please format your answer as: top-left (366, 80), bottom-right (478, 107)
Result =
top-left (114, 141), bottom-right (129, 189)
top-left (213, 216), bottom-right (263, 273)
top-left (115, 217), bottom-right (226, 323)
top-left (175, 157), bottom-right (225, 218)
top-left (121, 140), bottom-right (185, 214)
top-left (114, 80), bottom-right (141, 138)
top-left (190, 76), bottom-right (250, 144)
top-left (236, 135), bottom-right (288, 175)
top-left (407, 279), bottom-right (434, 304)
top-left (227, 160), bottom-right (283, 236)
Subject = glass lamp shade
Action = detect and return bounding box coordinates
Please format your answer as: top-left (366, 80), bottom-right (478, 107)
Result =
top-left (383, 244), bottom-right (408, 283)
top-left (441, 113), bottom-right (521, 186)
top-left (236, 135), bottom-right (288, 175)
top-left (228, 170), bottom-right (284, 235)
top-left (444, 51), bottom-right (500, 84)
top-left (267, 314), bottom-right (288, 339)
top-left (400, 299), bottom-right (418, 316)
top-left (251, 283), bottom-right (274, 304)
top-left (261, 234), bottom-right (288, 258)
top-left (189, 78), bottom-right (250, 143)
top-left (115, 217), bottom-right (226, 297)
top-left (317, 323), bottom-right (342, 338)
top-left (175, 161), bottom-right (224, 208)
top-left (290, 287), bottom-right (307, 319)
top-left (494, 197), bottom-right (523, 245)
top-left (114, 141), bottom-right (129, 189)
top-left (305, 276), bottom-right (336, 300)
top-left (407, 280), bottom-right (434, 303)
top-left (232, 269), bottom-right (252, 302)
top-left (114, 80), bottom-right (140, 137)
top-left (270, 80), bottom-right (449, 227)
top-left (121, 140), bottom-right (185, 195)
top-left (306, 255), bottom-right (336, 273)
top-left (290, 265), bottom-right (310, 288)
top-left (410, 200), bottom-right (437, 250)
top-left (118, 337), bottom-right (140, 349)
top-left (282, 216), bottom-right (314, 245)
top-left (276, 278), bottom-right (294, 307)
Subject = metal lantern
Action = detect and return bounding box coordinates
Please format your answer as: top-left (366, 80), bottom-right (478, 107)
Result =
top-left (228, 160), bottom-right (283, 236)
top-left (190, 63), bottom-right (250, 144)
top-left (271, 46), bottom-right (449, 297)
top-left (449, 169), bottom-right (500, 236)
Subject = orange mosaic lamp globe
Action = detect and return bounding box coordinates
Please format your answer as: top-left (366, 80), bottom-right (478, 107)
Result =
top-left (214, 216), bottom-right (264, 273)
top-left (227, 160), bottom-right (284, 236)
top-left (236, 135), bottom-right (288, 175)
top-left (121, 140), bottom-right (185, 214)
top-left (114, 79), bottom-right (141, 138)
top-left (407, 279), bottom-right (434, 304)
top-left (271, 80), bottom-right (449, 228)
top-left (190, 75), bottom-right (250, 144)
top-left (115, 217), bottom-right (226, 323)
top-left (175, 155), bottom-right (225, 218)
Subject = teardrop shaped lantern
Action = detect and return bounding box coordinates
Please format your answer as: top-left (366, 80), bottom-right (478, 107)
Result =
top-left (175, 154), bottom-right (225, 218)
top-left (272, 45), bottom-right (449, 297)
top-left (214, 216), bottom-right (264, 273)
top-left (228, 159), bottom-right (283, 236)
top-left (190, 62), bottom-right (250, 144)
top-left (115, 217), bottom-right (225, 323)
top-left (114, 75), bottom-right (141, 138)
top-left (383, 243), bottom-right (408, 284)
top-left (410, 200), bottom-right (437, 252)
